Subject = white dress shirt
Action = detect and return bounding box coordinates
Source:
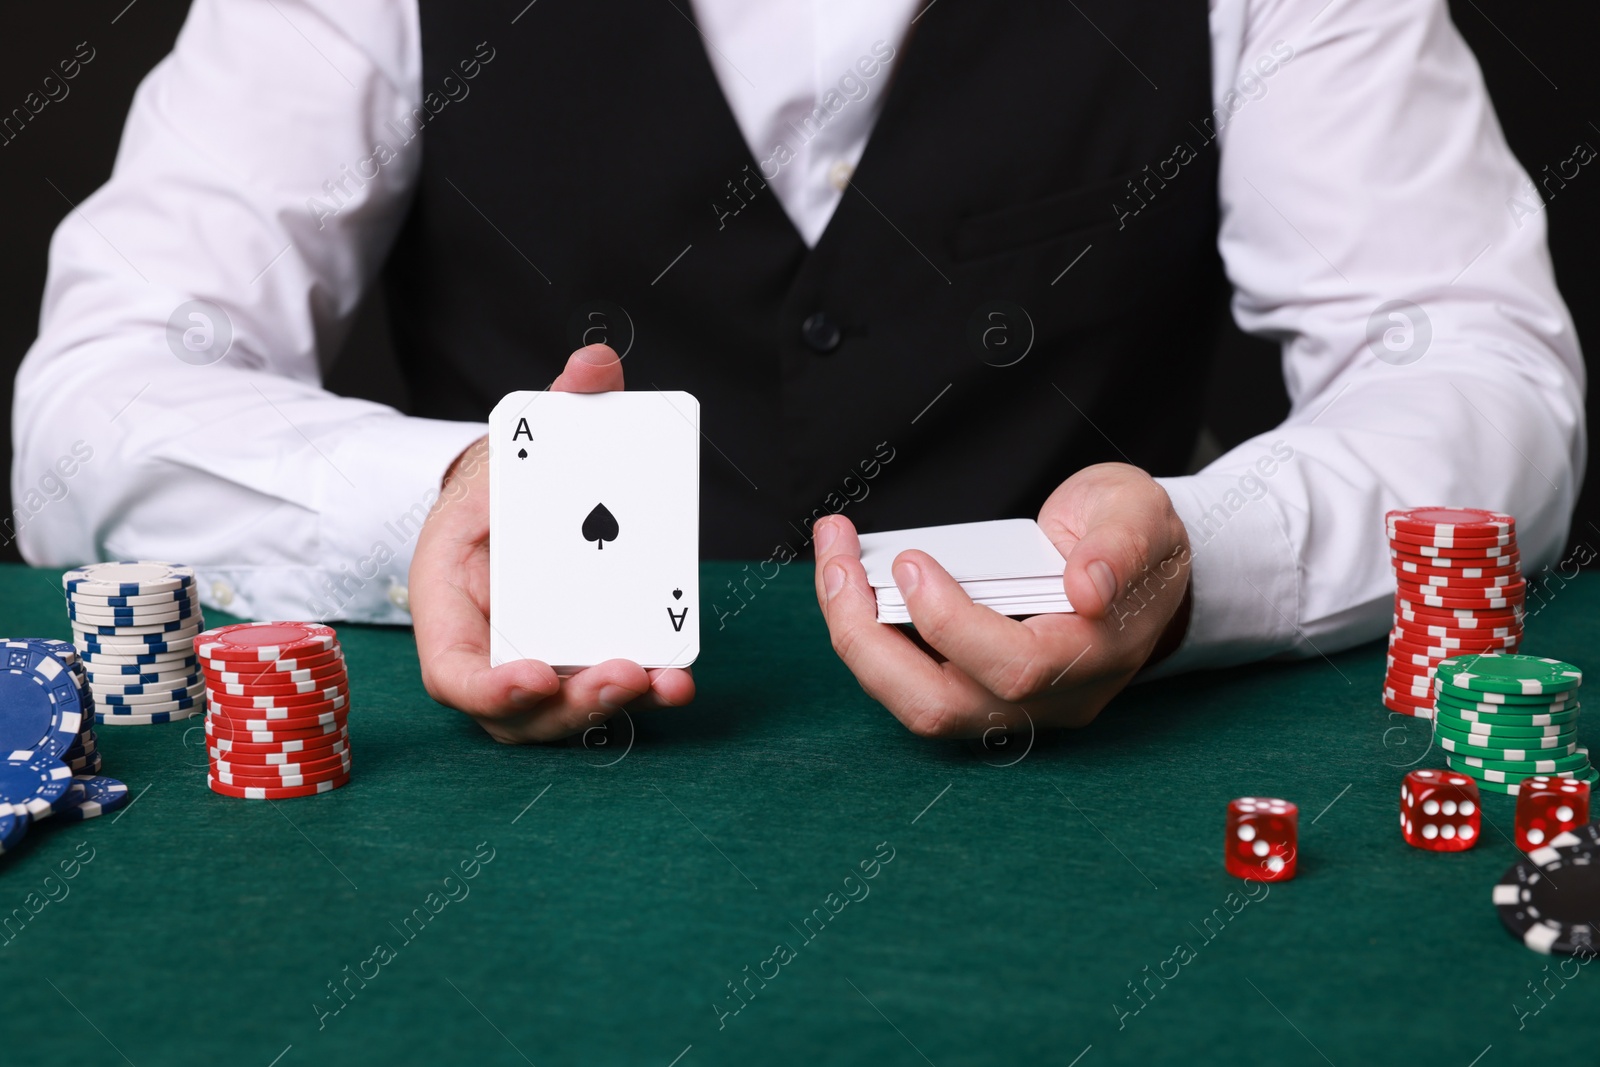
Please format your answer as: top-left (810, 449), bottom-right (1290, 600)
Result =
top-left (13, 0), bottom-right (1583, 676)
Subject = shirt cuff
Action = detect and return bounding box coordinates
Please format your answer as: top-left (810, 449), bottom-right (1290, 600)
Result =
top-left (1144, 472), bottom-right (1301, 679)
top-left (202, 415), bottom-right (485, 625)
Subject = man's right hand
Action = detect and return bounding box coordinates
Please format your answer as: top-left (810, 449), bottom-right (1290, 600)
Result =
top-left (408, 344), bottom-right (696, 743)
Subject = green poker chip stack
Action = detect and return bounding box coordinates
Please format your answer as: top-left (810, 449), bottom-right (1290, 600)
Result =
top-left (1432, 654), bottom-right (1590, 795)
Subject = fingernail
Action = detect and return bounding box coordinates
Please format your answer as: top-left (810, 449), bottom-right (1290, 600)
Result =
top-left (598, 684), bottom-right (633, 710)
top-left (1088, 560), bottom-right (1118, 607)
top-left (823, 561), bottom-right (844, 598)
top-left (894, 560), bottom-right (921, 594)
top-left (815, 518), bottom-right (837, 553)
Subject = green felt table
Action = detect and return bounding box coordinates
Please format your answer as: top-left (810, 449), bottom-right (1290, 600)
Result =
top-left (2, 560), bottom-right (1597, 1065)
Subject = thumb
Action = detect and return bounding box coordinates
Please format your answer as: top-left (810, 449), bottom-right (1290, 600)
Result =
top-left (1053, 478), bottom-right (1186, 621)
top-left (551, 344), bottom-right (625, 393)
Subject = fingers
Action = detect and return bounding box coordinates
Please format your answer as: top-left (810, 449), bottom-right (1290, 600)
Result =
top-left (813, 516), bottom-right (999, 737)
top-left (551, 344), bottom-right (625, 393)
top-left (1042, 464), bottom-right (1187, 620)
top-left (640, 667), bottom-right (696, 708)
top-left (893, 549), bottom-right (1088, 704)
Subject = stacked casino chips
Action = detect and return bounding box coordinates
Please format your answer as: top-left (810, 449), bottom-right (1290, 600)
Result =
top-left (1381, 508), bottom-right (1524, 717)
top-left (36, 640), bottom-right (103, 777)
top-left (63, 561), bottom-right (207, 725)
top-left (0, 638), bottom-right (131, 856)
top-left (198, 622), bottom-right (351, 799)
top-left (1433, 653), bottom-right (1592, 796)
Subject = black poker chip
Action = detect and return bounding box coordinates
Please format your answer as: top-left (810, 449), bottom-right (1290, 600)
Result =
top-left (1493, 821), bottom-right (1600, 954)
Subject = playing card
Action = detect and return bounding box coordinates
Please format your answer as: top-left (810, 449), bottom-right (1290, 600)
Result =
top-left (489, 390), bottom-right (700, 670)
top-left (858, 518), bottom-right (1068, 587)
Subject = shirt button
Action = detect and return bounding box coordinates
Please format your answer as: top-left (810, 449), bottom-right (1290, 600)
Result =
top-left (389, 584), bottom-right (410, 612)
top-left (800, 312), bottom-right (842, 353)
top-left (828, 161), bottom-right (854, 190)
top-left (210, 580), bottom-right (234, 608)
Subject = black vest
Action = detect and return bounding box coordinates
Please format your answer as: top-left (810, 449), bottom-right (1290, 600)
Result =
top-left (385, 1), bottom-right (1224, 557)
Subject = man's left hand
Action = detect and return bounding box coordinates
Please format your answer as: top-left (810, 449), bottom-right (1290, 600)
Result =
top-left (813, 463), bottom-right (1191, 738)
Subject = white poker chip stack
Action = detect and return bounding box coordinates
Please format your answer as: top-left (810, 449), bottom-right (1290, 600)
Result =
top-left (61, 561), bottom-right (206, 725)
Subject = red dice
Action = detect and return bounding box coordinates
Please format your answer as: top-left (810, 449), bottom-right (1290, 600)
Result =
top-left (1514, 776), bottom-right (1590, 850)
top-left (1224, 797), bottom-right (1298, 880)
top-left (1400, 769), bottom-right (1480, 851)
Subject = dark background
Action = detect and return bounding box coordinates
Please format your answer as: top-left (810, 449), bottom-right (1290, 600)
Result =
top-left (0, 1), bottom-right (1594, 562)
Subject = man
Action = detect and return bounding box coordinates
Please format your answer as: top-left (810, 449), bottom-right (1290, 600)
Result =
top-left (13, 0), bottom-right (1584, 743)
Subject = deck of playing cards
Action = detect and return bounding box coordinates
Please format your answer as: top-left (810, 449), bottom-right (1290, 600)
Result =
top-left (858, 518), bottom-right (1073, 624)
top-left (488, 390), bottom-right (700, 671)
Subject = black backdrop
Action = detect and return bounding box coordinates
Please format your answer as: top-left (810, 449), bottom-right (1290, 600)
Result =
top-left (0, 1), bottom-right (1594, 563)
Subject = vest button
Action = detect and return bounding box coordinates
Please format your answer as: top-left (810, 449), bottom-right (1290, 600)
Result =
top-left (800, 312), bottom-right (842, 353)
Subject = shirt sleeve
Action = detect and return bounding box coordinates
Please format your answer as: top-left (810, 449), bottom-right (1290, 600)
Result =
top-left (1149, 0), bottom-right (1585, 676)
top-left (11, 0), bottom-right (486, 625)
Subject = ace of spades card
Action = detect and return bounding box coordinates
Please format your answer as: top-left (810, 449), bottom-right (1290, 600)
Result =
top-left (489, 390), bottom-right (700, 671)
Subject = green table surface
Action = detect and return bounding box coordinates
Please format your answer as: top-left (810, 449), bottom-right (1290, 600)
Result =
top-left (2, 561), bottom-right (1597, 1065)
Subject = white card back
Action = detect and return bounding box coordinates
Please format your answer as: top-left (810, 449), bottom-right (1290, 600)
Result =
top-left (858, 518), bottom-right (1067, 587)
top-left (489, 390), bottom-right (700, 670)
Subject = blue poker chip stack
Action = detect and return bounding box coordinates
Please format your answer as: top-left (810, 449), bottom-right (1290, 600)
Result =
top-left (62, 561), bottom-right (208, 726)
top-left (0, 637), bottom-right (132, 856)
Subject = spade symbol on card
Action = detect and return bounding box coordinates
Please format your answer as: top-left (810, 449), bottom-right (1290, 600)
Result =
top-left (582, 503), bottom-right (619, 550)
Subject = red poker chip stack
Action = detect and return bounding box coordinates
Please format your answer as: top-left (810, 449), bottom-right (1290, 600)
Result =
top-left (196, 622), bottom-right (351, 798)
top-left (1382, 508), bottom-right (1524, 717)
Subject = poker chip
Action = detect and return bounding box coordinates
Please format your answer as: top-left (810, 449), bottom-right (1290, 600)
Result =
top-left (209, 660), bottom-right (345, 687)
top-left (204, 713), bottom-right (343, 739)
top-left (1443, 705), bottom-right (1578, 727)
top-left (96, 709), bottom-right (199, 726)
top-left (1477, 767), bottom-right (1600, 797)
top-left (1382, 692), bottom-right (1435, 718)
top-left (1450, 747), bottom-right (1591, 775)
top-left (197, 622), bottom-right (338, 663)
top-left (206, 684), bottom-right (348, 710)
top-left (1392, 559), bottom-right (1525, 581)
top-left (1435, 687), bottom-right (1577, 710)
top-left (1494, 821), bottom-right (1600, 953)
top-left (1389, 529), bottom-right (1515, 550)
top-left (58, 775), bottom-right (130, 821)
top-left (198, 623), bottom-right (351, 798)
top-left (207, 772), bottom-right (349, 800)
top-left (1390, 548), bottom-right (1520, 570)
top-left (67, 588), bottom-right (198, 608)
top-left (1437, 733), bottom-right (1577, 762)
top-left (210, 741), bottom-right (349, 764)
top-left (1398, 593), bottom-right (1522, 613)
top-left (0, 641), bottom-right (86, 763)
top-left (206, 726), bottom-right (348, 754)
top-left (1435, 717), bottom-right (1573, 747)
top-left (1387, 507), bottom-right (1514, 536)
top-left (212, 754), bottom-right (351, 785)
top-left (0, 758), bottom-right (74, 820)
top-left (206, 708), bottom-right (343, 732)
top-left (1435, 705), bottom-right (1574, 732)
top-left (201, 648), bottom-right (345, 677)
top-left (75, 618), bottom-right (203, 638)
top-left (85, 663), bottom-right (200, 684)
top-left (98, 682), bottom-right (207, 706)
top-left (1436, 654), bottom-right (1581, 696)
top-left (1393, 618), bottom-right (1521, 639)
top-left (1404, 571), bottom-right (1520, 589)
top-left (1396, 609), bottom-right (1525, 631)
top-left (1397, 577), bottom-right (1528, 600)
top-left (1452, 761), bottom-right (1586, 785)
top-left (63, 561), bottom-right (195, 597)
